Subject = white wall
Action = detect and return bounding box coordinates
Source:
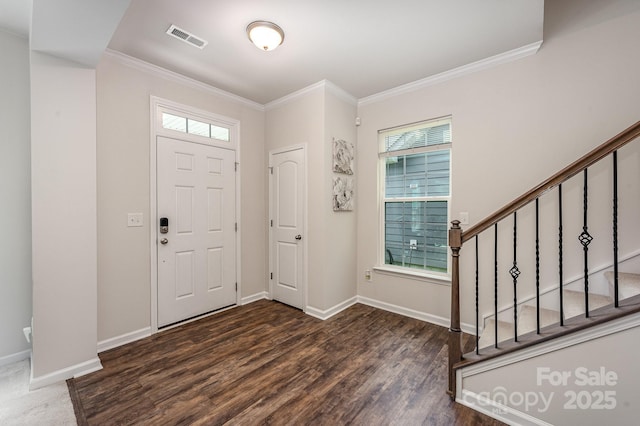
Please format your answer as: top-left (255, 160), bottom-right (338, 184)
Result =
top-left (462, 317), bottom-right (640, 425)
top-left (323, 88), bottom-right (358, 309)
top-left (265, 82), bottom-right (358, 312)
top-left (265, 86), bottom-right (325, 309)
top-left (96, 53), bottom-right (266, 342)
top-left (0, 31), bottom-right (32, 363)
top-left (30, 51), bottom-right (99, 380)
top-left (356, 1), bottom-right (640, 326)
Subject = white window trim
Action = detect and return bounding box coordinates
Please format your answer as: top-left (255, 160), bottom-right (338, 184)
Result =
top-left (377, 118), bottom-right (452, 281)
top-left (373, 264), bottom-right (451, 285)
top-left (155, 102), bottom-right (238, 150)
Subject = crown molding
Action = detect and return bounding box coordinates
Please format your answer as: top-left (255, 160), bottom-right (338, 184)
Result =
top-left (264, 80), bottom-right (325, 111)
top-left (265, 79), bottom-right (357, 111)
top-left (104, 40), bottom-right (542, 113)
top-left (358, 40), bottom-right (543, 107)
top-left (102, 49), bottom-right (265, 111)
top-left (324, 80), bottom-right (358, 106)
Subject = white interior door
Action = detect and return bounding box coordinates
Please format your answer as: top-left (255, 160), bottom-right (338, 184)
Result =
top-left (270, 147), bottom-right (305, 309)
top-left (157, 136), bottom-right (236, 327)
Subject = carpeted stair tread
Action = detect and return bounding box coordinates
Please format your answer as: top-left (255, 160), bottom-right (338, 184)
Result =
top-left (478, 318), bottom-right (514, 349)
top-left (604, 271), bottom-right (640, 299)
top-left (477, 271), bottom-right (640, 349)
top-left (563, 289), bottom-right (612, 319)
top-left (517, 305), bottom-right (559, 335)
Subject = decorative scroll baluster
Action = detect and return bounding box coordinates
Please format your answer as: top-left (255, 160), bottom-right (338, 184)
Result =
top-left (509, 212), bottom-right (520, 341)
top-left (558, 184), bottom-right (564, 326)
top-left (475, 236), bottom-right (479, 355)
top-left (536, 198), bottom-right (541, 333)
top-left (579, 169), bottom-right (593, 317)
top-left (494, 223), bottom-right (498, 348)
top-left (445, 121), bottom-right (640, 401)
top-left (613, 151), bottom-right (619, 307)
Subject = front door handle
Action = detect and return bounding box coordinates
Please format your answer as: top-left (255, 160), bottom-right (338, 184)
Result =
top-left (160, 238), bottom-right (169, 245)
top-left (295, 235), bottom-right (302, 241)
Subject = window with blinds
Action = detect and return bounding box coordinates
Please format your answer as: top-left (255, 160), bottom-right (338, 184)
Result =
top-left (379, 117), bottom-right (451, 274)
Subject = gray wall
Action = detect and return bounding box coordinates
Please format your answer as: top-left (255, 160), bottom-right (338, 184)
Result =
top-left (0, 31), bottom-right (32, 363)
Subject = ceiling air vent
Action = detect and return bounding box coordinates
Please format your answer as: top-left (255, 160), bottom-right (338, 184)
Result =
top-left (166, 24), bottom-right (208, 49)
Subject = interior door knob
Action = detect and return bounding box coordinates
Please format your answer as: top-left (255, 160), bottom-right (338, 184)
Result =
top-left (160, 238), bottom-right (169, 245)
top-left (295, 235), bottom-right (302, 240)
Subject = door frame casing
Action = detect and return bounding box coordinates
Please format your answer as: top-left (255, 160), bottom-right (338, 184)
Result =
top-left (268, 144), bottom-right (308, 311)
top-left (150, 96), bottom-right (241, 333)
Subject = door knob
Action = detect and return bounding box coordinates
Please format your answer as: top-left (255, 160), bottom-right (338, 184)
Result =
top-left (160, 238), bottom-right (169, 245)
top-left (295, 235), bottom-right (302, 240)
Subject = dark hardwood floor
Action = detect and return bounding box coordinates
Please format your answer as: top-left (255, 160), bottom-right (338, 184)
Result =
top-left (68, 300), bottom-right (503, 425)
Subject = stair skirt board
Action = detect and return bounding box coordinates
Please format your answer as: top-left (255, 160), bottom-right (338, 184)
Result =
top-left (457, 312), bottom-right (640, 426)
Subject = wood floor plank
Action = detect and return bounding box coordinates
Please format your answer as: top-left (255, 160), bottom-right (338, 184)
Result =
top-left (69, 300), bottom-right (504, 425)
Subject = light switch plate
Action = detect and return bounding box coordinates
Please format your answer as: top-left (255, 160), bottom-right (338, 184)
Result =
top-left (460, 212), bottom-right (469, 225)
top-left (128, 213), bottom-right (143, 227)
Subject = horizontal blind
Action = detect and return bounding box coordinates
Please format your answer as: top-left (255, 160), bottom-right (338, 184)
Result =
top-left (381, 118), bottom-right (451, 153)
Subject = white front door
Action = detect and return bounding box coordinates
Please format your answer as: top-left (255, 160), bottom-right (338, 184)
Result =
top-left (157, 136), bottom-right (236, 327)
top-left (270, 147), bottom-right (305, 309)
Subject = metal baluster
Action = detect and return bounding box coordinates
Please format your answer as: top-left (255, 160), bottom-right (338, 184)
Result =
top-left (509, 212), bottom-right (520, 341)
top-left (559, 184), bottom-right (564, 326)
top-left (475, 235), bottom-right (479, 355)
top-left (494, 223), bottom-right (498, 348)
top-left (536, 198), bottom-right (540, 333)
top-left (579, 169), bottom-right (593, 318)
top-left (613, 151), bottom-right (619, 307)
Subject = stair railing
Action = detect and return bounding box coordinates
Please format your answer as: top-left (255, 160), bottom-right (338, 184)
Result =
top-left (447, 120), bottom-right (640, 397)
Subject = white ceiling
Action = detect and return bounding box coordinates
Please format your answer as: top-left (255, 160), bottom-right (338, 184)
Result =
top-left (0, 0), bottom-right (30, 37)
top-left (0, 0), bottom-right (544, 104)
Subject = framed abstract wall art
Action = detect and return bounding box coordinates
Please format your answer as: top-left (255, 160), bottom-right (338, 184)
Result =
top-left (332, 138), bottom-right (354, 175)
top-left (333, 176), bottom-right (354, 211)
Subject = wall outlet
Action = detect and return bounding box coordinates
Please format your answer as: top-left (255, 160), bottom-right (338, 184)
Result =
top-left (364, 269), bottom-right (372, 281)
top-left (127, 212), bottom-right (143, 227)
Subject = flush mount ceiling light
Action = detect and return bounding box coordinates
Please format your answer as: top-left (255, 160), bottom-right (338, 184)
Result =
top-left (246, 21), bottom-right (284, 51)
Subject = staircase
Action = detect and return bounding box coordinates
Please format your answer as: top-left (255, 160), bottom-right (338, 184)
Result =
top-left (445, 120), bottom-right (640, 424)
top-left (478, 271), bottom-right (640, 349)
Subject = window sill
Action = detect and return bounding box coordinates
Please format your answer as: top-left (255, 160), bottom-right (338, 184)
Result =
top-left (372, 265), bottom-right (451, 286)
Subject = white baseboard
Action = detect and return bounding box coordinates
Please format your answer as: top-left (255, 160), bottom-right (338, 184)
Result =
top-left (0, 350), bottom-right (31, 367)
top-left (97, 294), bottom-right (269, 354)
top-left (458, 389), bottom-right (553, 426)
top-left (357, 295), bottom-right (473, 332)
top-left (306, 296), bottom-right (358, 320)
top-left (98, 327), bottom-right (152, 353)
top-left (241, 291), bottom-right (270, 305)
top-left (29, 357), bottom-right (102, 390)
